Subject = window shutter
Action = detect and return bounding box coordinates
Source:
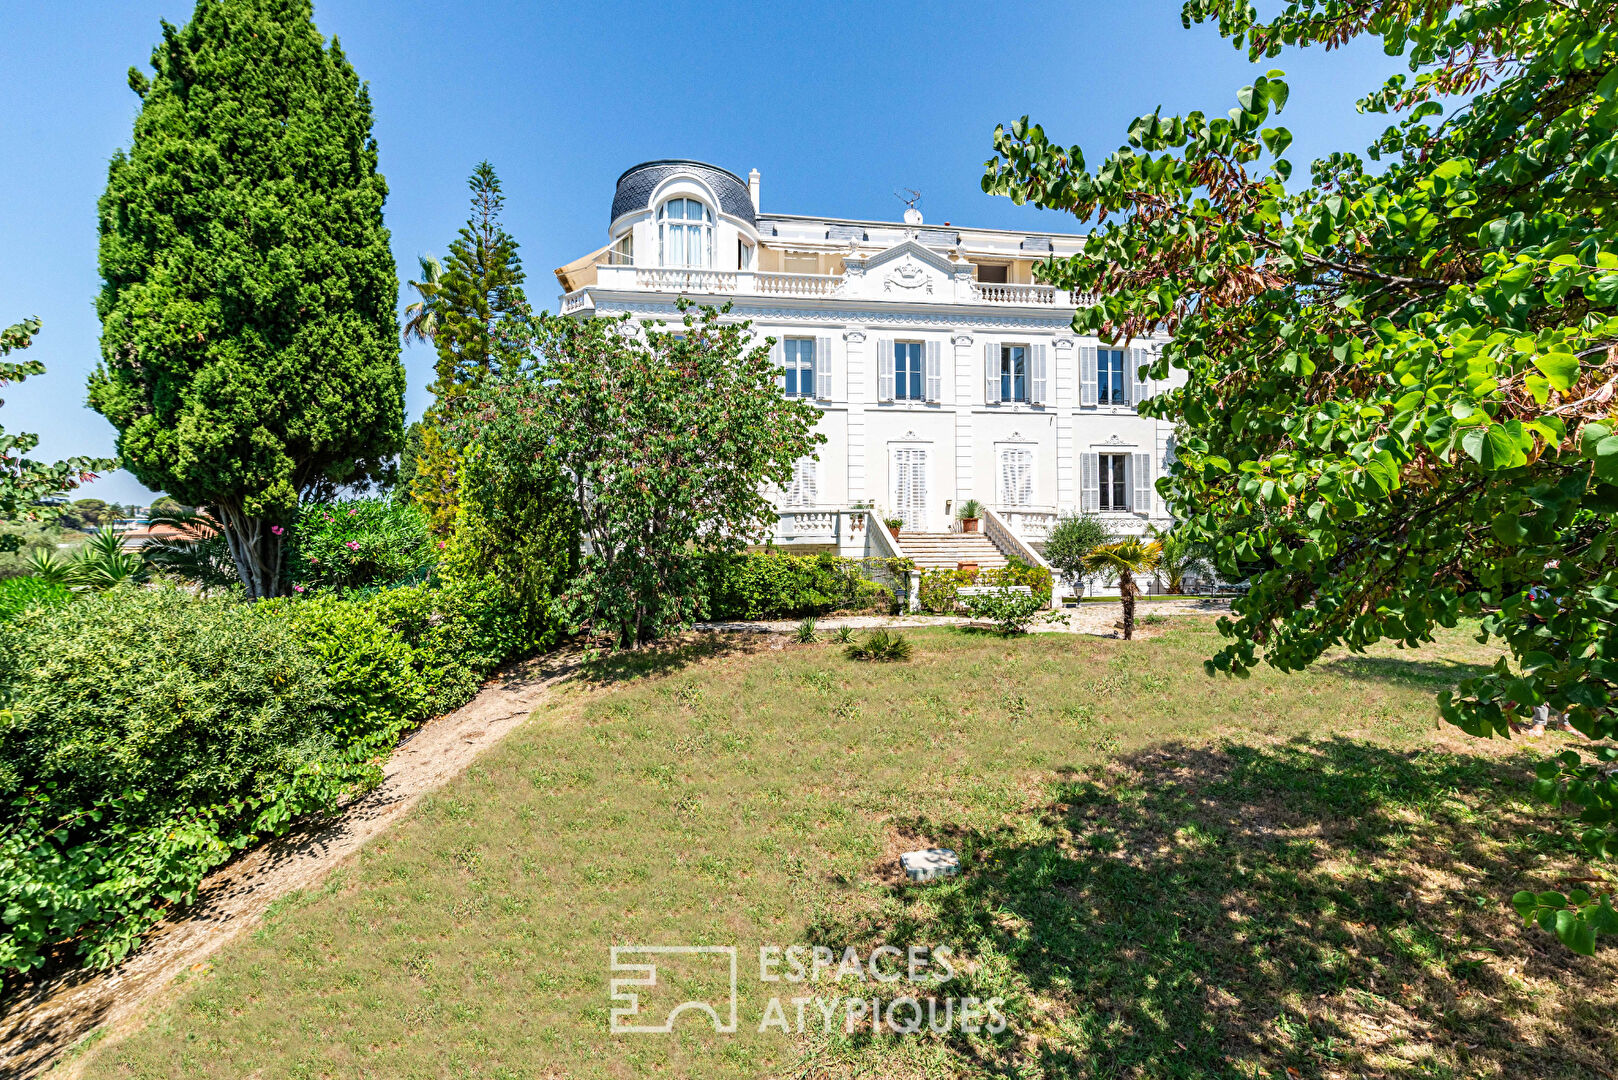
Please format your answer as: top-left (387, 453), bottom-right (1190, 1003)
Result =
top-left (925, 340), bottom-right (942, 403)
top-left (816, 335), bottom-right (833, 400)
top-left (771, 339), bottom-right (785, 391)
top-left (1081, 452), bottom-right (1099, 512)
top-left (1030, 343), bottom-right (1049, 405)
top-left (1133, 453), bottom-right (1152, 514)
top-left (1080, 345), bottom-right (1098, 406)
top-left (1131, 345), bottom-right (1151, 408)
top-left (983, 341), bottom-right (1000, 404)
top-left (877, 339), bottom-right (895, 401)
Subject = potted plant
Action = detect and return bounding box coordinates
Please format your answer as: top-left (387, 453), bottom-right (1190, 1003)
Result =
top-left (884, 515), bottom-right (905, 539)
top-left (957, 499), bottom-right (983, 533)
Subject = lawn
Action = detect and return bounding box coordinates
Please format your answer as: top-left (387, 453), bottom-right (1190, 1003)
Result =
top-left (77, 620), bottom-right (1617, 1079)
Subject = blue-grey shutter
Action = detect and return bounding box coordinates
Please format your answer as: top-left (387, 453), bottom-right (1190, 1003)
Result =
top-left (1030, 343), bottom-right (1049, 405)
top-left (1133, 453), bottom-right (1152, 515)
top-left (1081, 452), bottom-right (1099, 512)
top-left (925, 340), bottom-right (942, 402)
top-left (816, 335), bottom-right (833, 400)
top-left (877, 339), bottom-right (895, 401)
top-left (983, 341), bottom-right (1000, 404)
top-left (1131, 345), bottom-right (1151, 408)
top-left (1080, 346), bottom-right (1098, 407)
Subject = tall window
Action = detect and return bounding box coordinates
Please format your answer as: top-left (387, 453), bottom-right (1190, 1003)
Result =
top-left (999, 447), bottom-right (1033, 507)
top-left (658, 197), bottom-right (712, 267)
top-left (608, 231), bottom-right (633, 265)
top-left (783, 338), bottom-right (816, 398)
top-left (1099, 453), bottom-right (1129, 510)
top-left (1001, 345), bottom-right (1028, 403)
top-left (738, 239), bottom-right (755, 269)
top-left (895, 342), bottom-right (924, 401)
top-left (784, 457), bottom-right (817, 507)
top-left (1098, 349), bottom-right (1127, 405)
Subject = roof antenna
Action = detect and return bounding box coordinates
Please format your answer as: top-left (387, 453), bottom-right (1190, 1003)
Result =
top-left (895, 188), bottom-right (923, 225)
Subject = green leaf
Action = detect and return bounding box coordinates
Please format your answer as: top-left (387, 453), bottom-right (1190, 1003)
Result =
top-left (1533, 351), bottom-right (1579, 392)
top-left (1596, 435), bottom-right (1618, 484)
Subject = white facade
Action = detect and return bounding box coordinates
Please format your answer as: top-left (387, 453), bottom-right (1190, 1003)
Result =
top-left (555, 160), bottom-right (1179, 575)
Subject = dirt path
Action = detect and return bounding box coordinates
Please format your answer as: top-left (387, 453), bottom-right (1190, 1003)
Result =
top-left (0, 653), bottom-right (574, 1080)
top-left (699, 596), bottom-right (1232, 637)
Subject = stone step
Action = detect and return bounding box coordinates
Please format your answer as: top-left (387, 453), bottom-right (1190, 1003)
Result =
top-left (895, 532), bottom-right (1010, 570)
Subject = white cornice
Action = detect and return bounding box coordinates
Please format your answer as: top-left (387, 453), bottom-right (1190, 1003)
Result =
top-left (585, 290), bottom-right (1078, 331)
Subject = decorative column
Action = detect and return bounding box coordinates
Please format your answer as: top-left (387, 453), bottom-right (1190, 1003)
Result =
top-left (1054, 335), bottom-right (1076, 511)
top-left (952, 331), bottom-right (975, 506)
top-left (844, 328), bottom-right (868, 505)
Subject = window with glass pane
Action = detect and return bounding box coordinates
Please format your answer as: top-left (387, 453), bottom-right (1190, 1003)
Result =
top-left (783, 338), bottom-right (815, 398)
top-left (658, 198), bottom-right (712, 268)
top-left (1098, 349), bottom-right (1127, 405)
top-left (895, 342), bottom-right (924, 400)
top-left (1099, 453), bottom-right (1129, 510)
top-left (1001, 345), bottom-right (1028, 402)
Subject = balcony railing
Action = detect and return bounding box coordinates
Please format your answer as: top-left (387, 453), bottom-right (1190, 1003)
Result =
top-left (581, 263), bottom-right (1093, 308)
top-left (756, 271), bottom-right (840, 297)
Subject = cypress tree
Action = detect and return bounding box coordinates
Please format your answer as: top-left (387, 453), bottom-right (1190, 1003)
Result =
top-left (412, 162), bottom-right (529, 534)
top-left (90, 0), bottom-right (403, 598)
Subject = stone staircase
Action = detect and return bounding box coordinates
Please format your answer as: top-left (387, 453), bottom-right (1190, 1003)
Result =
top-left (897, 531), bottom-right (1010, 571)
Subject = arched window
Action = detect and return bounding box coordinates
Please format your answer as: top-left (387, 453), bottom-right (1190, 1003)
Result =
top-left (658, 197), bottom-right (713, 267)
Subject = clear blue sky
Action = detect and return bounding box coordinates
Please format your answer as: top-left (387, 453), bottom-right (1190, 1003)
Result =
top-left (0, 1), bottom-right (1405, 506)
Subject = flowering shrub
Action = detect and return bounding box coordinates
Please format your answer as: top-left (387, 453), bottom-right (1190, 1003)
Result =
top-left (284, 497), bottom-right (433, 592)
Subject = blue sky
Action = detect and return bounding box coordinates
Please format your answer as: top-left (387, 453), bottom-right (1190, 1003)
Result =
top-left (0, 1), bottom-right (1407, 505)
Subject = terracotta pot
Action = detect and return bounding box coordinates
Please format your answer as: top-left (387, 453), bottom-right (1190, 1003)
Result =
top-left (960, 517), bottom-right (980, 533)
top-left (957, 561), bottom-right (979, 576)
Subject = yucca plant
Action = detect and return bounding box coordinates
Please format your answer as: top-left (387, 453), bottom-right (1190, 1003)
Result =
top-left (68, 526), bottom-right (151, 592)
top-left (845, 628), bottom-right (911, 662)
top-left (794, 616), bottom-right (819, 643)
top-left (831, 625), bottom-right (855, 644)
top-left (24, 547), bottom-right (72, 585)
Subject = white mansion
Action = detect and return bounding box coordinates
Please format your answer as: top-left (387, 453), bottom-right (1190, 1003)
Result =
top-left (555, 160), bottom-right (1179, 598)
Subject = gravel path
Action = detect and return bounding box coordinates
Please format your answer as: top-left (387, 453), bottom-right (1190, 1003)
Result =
top-left (0, 654), bottom-right (576, 1080)
top-left (699, 596), bottom-right (1232, 637)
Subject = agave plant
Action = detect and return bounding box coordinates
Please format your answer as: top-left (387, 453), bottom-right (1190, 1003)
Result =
top-left (67, 526), bottom-right (151, 591)
top-left (794, 616), bottom-right (819, 643)
top-left (24, 547), bottom-right (72, 586)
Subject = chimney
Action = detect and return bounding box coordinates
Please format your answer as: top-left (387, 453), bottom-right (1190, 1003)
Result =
top-left (748, 168), bottom-right (761, 212)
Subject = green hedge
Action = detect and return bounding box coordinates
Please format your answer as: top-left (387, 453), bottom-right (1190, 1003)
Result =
top-left (0, 575), bottom-right (532, 983)
top-left (918, 560), bottom-right (1053, 614)
top-left (701, 551), bottom-right (896, 620)
top-left (0, 575), bottom-right (71, 624)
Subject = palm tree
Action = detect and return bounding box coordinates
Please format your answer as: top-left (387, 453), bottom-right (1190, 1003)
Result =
top-left (1082, 536), bottom-right (1163, 640)
top-left (401, 254), bottom-right (444, 345)
top-left (1151, 525), bottom-right (1213, 594)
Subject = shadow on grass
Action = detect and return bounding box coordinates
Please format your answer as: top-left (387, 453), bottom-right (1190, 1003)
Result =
top-left (575, 632), bottom-right (752, 687)
top-left (805, 738), bottom-right (1614, 1080)
top-left (1319, 654), bottom-right (1495, 690)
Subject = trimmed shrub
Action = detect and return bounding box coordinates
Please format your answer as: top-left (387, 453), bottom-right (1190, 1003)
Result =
top-left (702, 551), bottom-right (895, 620)
top-left (0, 575), bottom-right (71, 623)
top-left (285, 497), bottom-right (434, 593)
top-left (0, 587), bottom-right (359, 975)
top-left (918, 560), bottom-right (1053, 614)
top-left (962, 588), bottom-right (1046, 635)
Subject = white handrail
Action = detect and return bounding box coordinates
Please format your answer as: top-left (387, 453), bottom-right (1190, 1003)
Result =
top-left (979, 505), bottom-right (1057, 609)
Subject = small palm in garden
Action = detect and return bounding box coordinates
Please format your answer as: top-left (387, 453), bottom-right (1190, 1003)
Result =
top-left (845, 628), bottom-right (911, 662)
top-left (794, 616), bottom-right (819, 643)
top-left (1083, 537), bottom-right (1163, 640)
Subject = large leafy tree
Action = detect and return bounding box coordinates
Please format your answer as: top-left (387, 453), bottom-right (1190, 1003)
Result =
top-left (90, 0), bottom-right (404, 598)
top-left (987, 0), bottom-right (1618, 950)
top-left (0, 318), bottom-right (112, 520)
top-left (412, 163), bottom-right (529, 535)
top-left (452, 304), bottom-right (823, 647)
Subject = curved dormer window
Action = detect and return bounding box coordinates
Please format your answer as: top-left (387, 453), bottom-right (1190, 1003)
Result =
top-left (659, 197), bottom-right (713, 268)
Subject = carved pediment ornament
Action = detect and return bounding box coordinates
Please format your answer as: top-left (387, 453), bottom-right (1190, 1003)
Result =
top-left (884, 258), bottom-right (933, 295)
